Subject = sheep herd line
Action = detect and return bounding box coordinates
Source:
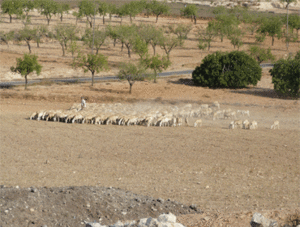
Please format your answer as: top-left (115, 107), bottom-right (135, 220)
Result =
top-left (29, 101), bottom-right (280, 130)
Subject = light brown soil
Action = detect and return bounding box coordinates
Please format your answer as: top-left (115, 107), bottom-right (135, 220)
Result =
top-left (0, 9), bottom-right (299, 227)
top-left (1, 73), bottom-right (299, 226)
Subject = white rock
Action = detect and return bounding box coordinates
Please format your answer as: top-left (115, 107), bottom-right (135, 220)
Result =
top-left (138, 218), bottom-right (148, 227)
top-left (158, 213), bottom-right (177, 223)
top-left (111, 221), bottom-right (124, 227)
top-left (251, 213), bottom-right (278, 227)
top-left (85, 223), bottom-right (106, 227)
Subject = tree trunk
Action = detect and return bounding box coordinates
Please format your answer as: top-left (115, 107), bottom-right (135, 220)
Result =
top-left (156, 15), bottom-right (159, 23)
top-left (272, 37), bottom-right (274, 46)
top-left (62, 44), bottom-right (65, 56)
top-left (96, 48), bottom-right (99, 54)
top-left (121, 42), bottom-right (124, 52)
top-left (286, 4), bottom-right (289, 50)
top-left (194, 16), bottom-right (197, 24)
top-left (126, 44), bottom-right (131, 58)
top-left (10, 15), bottom-right (12, 23)
top-left (25, 75), bottom-right (28, 90)
top-left (27, 41), bottom-right (31, 53)
top-left (208, 42), bottom-right (211, 51)
top-left (103, 15), bottom-right (105, 24)
top-left (60, 14), bottom-right (63, 21)
top-left (47, 16), bottom-right (50, 25)
top-left (92, 71), bottom-right (95, 86)
top-left (129, 81), bottom-right (133, 94)
top-left (154, 69), bottom-right (157, 83)
top-left (113, 39), bottom-right (116, 47)
top-left (37, 41), bottom-right (40, 48)
top-left (152, 45), bottom-right (156, 55)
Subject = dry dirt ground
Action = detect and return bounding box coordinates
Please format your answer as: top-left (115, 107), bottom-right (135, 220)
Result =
top-left (0, 72), bottom-right (299, 226)
top-left (0, 7), bottom-right (300, 227)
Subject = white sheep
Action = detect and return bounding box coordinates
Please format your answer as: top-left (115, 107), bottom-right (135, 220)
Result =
top-left (271, 120), bottom-right (279, 129)
top-left (194, 119), bottom-right (202, 127)
top-left (242, 119), bottom-right (250, 129)
top-left (30, 111), bottom-right (38, 120)
top-left (212, 110), bottom-right (223, 121)
top-left (237, 110), bottom-right (250, 117)
top-left (229, 121), bottom-right (235, 129)
top-left (234, 120), bottom-right (243, 129)
top-left (224, 111), bottom-right (236, 120)
top-left (249, 121), bottom-right (258, 130)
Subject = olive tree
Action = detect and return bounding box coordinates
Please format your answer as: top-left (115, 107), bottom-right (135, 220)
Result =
top-left (141, 54), bottom-right (171, 83)
top-left (54, 24), bottom-right (78, 56)
top-left (249, 45), bottom-right (275, 64)
top-left (137, 24), bottom-right (164, 55)
top-left (35, 0), bottom-right (58, 25)
top-left (257, 16), bottom-right (283, 46)
top-left (73, 53), bottom-right (109, 86)
top-left (166, 23), bottom-right (192, 45)
top-left (159, 33), bottom-right (182, 60)
top-left (22, 0), bottom-right (35, 22)
top-left (180, 4), bottom-right (198, 24)
top-left (1, 0), bottom-right (23, 23)
top-left (118, 62), bottom-right (147, 94)
top-left (10, 53), bottom-right (42, 89)
top-left (83, 27), bottom-right (108, 54)
top-left (0, 31), bottom-right (15, 47)
top-left (78, 0), bottom-right (96, 28)
top-left (16, 26), bottom-right (37, 53)
top-left (57, 2), bottom-right (70, 22)
top-left (149, 0), bottom-right (170, 23)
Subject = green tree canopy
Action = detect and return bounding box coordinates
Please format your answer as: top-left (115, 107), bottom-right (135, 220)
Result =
top-left (137, 24), bottom-right (163, 55)
top-left (83, 27), bottom-right (108, 54)
top-left (10, 53), bottom-right (42, 89)
top-left (1, 0), bottom-right (23, 23)
top-left (34, 0), bottom-right (58, 25)
top-left (249, 45), bottom-right (275, 63)
top-left (257, 16), bottom-right (283, 46)
top-left (54, 23), bottom-right (78, 56)
top-left (141, 54), bottom-right (171, 83)
top-left (118, 62), bottom-right (147, 94)
top-left (57, 2), bottom-right (70, 22)
top-left (149, 0), bottom-right (170, 23)
top-left (78, 0), bottom-right (96, 28)
top-left (16, 26), bottom-right (37, 53)
top-left (73, 53), bottom-right (109, 86)
top-left (180, 4), bottom-right (198, 24)
top-left (0, 30), bottom-right (15, 47)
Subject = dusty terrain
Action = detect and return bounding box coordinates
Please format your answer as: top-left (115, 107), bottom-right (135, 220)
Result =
top-left (0, 72), bottom-right (299, 226)
top-left (0, 6), bottom-right (300, 227)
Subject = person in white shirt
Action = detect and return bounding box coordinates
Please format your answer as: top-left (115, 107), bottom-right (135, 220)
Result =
top-left (81, 96), bottom-right (86, 110)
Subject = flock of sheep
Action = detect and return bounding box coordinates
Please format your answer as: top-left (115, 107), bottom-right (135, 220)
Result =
top-left (29, 101), bottom-right (280, 130)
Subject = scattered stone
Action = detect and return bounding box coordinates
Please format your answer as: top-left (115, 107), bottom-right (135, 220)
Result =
top-left (251, 213), bottom-right (278, 227)
top-left (157, 213), bottom-right (177, 223)
top-left (30, 208), bottom-right (35, 212)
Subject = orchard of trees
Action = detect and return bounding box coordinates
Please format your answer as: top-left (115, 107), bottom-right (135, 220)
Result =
top-left (1, 0), bottom-right (299, 95)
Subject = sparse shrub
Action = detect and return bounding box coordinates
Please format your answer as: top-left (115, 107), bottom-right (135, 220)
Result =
top-left (269, 55), bottom-right (300, 98)
top-left (192, 51), bottom-right (262, 88)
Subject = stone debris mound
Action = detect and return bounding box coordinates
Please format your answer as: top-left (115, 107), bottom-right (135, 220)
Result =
top-left (86, 213), bottom-right (185, 227)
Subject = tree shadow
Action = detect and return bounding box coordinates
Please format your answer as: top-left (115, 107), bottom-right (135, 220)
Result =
top-left (167, 78), bottom-right (195, 86)
top-left (230, 87), bottom-right (296, 100)
top-left (89, 86), bottom-right (128, 95)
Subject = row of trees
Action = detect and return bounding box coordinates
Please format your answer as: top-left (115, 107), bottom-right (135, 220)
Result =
top-left (1, 23), bottom-right (193, 60)
top-left (198, 5), bottom-right (300, 51)
top-left (1, 0), bottom-right (176, 25)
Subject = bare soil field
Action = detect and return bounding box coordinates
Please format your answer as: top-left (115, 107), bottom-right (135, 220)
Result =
top-left (0, 72), bottom-right (299, 226)
top-left (0, 8), bottom-right (299, 227)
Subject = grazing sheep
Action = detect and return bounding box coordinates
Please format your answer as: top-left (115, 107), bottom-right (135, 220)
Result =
top-left (229, 121), bottom-right (235, 129)
top-left (243, 119), bottom-right (250, 129)
top-left (249, 121), bottom-right (258, 130)
top-left (212, 110), bottom-right (224, 121)
top-left (194, 119), bottom-right (202, 127)
top-left (30, 111), bottom-right (38, 120)
top-left (72, 114), bottom-right (84, 123)
top-left (177, 117), bottom-right (183, 127)
top-left (37, 110), bottom-right (46, 121)
top-left (212, 101), bottom-right (220, 109)
top-left (106, 115), bottom-right (119, 125)
top-left (237, 110), bottom-right (250, 117)
top-left (82, 114), bottom-right (95, 124)
top-left (224, 111), bottom-right (236, 120)
top-left (159, 117), bottom-right (172, 127)
top-left (127, 116), bottom-right (139, 126)
top-left (271, 120), bottom-right (279, 129)
top-left (233, 120), bottom-right (243, 129)
top-left (200, 104), bottom-right (209, 109)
